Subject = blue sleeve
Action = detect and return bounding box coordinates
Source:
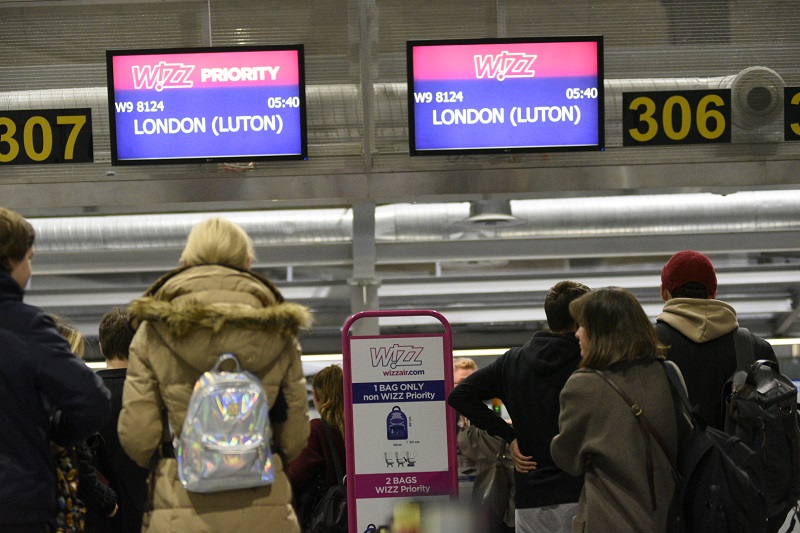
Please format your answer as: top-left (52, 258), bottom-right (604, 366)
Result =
top-left (32, 314), bottom-right (111, 446)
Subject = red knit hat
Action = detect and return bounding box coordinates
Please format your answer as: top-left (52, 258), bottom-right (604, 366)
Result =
top-left (661, 250), bottom-right (717, 298)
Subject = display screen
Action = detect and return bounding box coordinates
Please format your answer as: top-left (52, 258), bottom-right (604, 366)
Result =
top-left (106, 45), bottom-right (307, 165)
top-left (407, 37), bottom-right (604, 155)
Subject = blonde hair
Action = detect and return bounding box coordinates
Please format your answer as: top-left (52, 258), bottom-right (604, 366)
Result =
top-left (453, 357), bottom-right (477, 372)
top-left (313, 364), bottom-right (345, 434)
top-left (52, 314), bottom-right (85, 358)
top-left (179, 217), bottom-right (255, 270)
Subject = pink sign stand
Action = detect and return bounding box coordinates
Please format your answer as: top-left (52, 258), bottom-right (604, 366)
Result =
top-left (342, 310), bottom-right (458, 533)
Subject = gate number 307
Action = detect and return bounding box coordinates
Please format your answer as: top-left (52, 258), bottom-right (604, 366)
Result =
top-left (0, 110), bottom-right (92, 164)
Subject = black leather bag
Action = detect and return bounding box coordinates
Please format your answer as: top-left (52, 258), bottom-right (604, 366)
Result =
top-left (472, 441), bottom-right (511, 520)
top-left (306, 483), bottom-right (348, 533)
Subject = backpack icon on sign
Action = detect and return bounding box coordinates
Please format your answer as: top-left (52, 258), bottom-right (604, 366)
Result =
top-left (386, 406), bottom-right (408, 440)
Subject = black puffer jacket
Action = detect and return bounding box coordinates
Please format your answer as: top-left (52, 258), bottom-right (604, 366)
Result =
top-left (0, 272), bottom-right (111, 527)
top-left (447, 331), bottom-right (583, 509)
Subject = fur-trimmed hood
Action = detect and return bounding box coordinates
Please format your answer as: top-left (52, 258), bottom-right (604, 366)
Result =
top-left (118, 263), bottom-right (311, 527)
top-left (128, 297), bottom-right (312, 339)
top-left (127, 264), bottom-right (312, 373)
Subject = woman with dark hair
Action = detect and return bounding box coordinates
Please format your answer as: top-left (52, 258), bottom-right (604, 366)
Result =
top-left (550, 287), bottom-right (683, 533)
top-left (288, 364), bottom-right (347, 529)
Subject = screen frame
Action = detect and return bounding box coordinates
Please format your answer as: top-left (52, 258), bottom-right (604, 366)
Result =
top-left (406, 36), bottom-right (604, 156)
top-left (106, 44), bottom-right (308, 166)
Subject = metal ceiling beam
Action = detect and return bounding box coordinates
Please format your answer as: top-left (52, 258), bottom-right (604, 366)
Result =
top-left (377, 231), bottom-right (800, 263)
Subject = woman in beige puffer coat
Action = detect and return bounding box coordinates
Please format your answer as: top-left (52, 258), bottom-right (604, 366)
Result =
top-left (118, 217), bottom-right (312, 533)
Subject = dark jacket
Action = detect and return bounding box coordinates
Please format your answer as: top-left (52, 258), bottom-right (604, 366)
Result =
top-left (287, 418), bottom-right (346, 525)
top-left (87, 368), bottom-right (148, 533)
top-left (656, 298), bottom-right (777, 430)
top-left (0, 272), bottom-right (111, 527)
top-left (447, 331), bottom-right (583, 508)
top-left (288, 418), bottom-right (346, 493)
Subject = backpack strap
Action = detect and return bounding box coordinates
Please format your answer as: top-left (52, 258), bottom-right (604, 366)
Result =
top-left (142, 407), bottom-right (174, 525)
top-left (733, 327), bottom-right (756, 371)
top-left (321, 419), bottom-right (344, 485)
top-left (594, 369), bottom-right (678, 511)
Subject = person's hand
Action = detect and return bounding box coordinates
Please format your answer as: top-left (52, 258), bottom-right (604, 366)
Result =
top-left (510, 439), bottom-right (537, 473)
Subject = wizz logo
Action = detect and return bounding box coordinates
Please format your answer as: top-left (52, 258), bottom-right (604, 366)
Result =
top-left (370, 344), bottom-right (424, 369)
top-left (131, 61), bottom-right (195, 91)
top-left (474, 51), bottom-right (537, 81)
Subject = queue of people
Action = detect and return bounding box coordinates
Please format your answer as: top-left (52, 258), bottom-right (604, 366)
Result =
top-left (0, 203), bottom-right (791, 533)
top-left (450, 252), bottom-right (791, 533)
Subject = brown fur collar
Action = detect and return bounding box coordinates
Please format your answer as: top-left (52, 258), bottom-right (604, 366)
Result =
top-left (128, 297), bottom-right (312, 338)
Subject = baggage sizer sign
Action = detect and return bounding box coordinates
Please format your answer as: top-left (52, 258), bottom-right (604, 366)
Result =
top-left (342, 310), bottom-right (458, 533)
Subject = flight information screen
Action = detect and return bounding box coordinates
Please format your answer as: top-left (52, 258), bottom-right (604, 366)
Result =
top-left (107, 45), bottom-right (307, 165)
top-left (407, 37), bottom-right (604, 155)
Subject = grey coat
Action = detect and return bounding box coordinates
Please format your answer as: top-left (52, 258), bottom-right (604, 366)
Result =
top-left (551, 360), bottom-right (679, 533)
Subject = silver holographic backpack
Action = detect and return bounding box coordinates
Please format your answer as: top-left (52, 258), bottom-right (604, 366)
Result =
top-left (177, 352), bottom-right (275, 493)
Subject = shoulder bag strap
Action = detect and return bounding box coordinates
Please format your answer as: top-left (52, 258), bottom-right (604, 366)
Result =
top-left (321, 419), bottom-right (344, 485)
top-left (594, 369), bottom-right (678, 511)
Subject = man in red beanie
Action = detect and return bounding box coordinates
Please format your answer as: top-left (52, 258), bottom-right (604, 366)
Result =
top-left (655, 250), bottom-right (777, 430)
top-left (656, 250), bottom-right (789, 532)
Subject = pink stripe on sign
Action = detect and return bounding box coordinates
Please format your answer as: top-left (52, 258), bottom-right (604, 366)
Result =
top-left (112, 50), bottom-right (300, 90)
top-left (412, 41), bottom-right (598, 81)
top-left (354, 471), bottom-right (454, 499)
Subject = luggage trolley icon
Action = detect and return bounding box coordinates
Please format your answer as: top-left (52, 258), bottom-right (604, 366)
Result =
top-left (386, 405), bottom-right (408, 440)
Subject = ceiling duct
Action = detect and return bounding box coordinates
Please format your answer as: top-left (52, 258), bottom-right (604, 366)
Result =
top-left (29, 190), bottom-right (800, 253)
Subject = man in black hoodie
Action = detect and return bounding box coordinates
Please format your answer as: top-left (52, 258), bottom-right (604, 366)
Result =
top-left (448, 280), bottom-right (589, 533)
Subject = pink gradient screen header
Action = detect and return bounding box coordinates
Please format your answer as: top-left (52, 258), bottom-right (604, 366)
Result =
top-left (412, 41), bottom-right (599, 81)
top-left (111, 49), bottom-right (300, 90)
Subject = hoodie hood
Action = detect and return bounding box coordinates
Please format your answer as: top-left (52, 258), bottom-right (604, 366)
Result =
top-left (656, 298), bottom-right (738, 343)
top-left (522, 331), bottom-right (581, 376)
top-left (128, 264), bottom-right (312, 373)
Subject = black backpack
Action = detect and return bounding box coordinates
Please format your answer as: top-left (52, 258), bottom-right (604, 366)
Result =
top-left (662, 361), bottom-right (769, 533)
top-left (723, 329), bottom-right (800, 519)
